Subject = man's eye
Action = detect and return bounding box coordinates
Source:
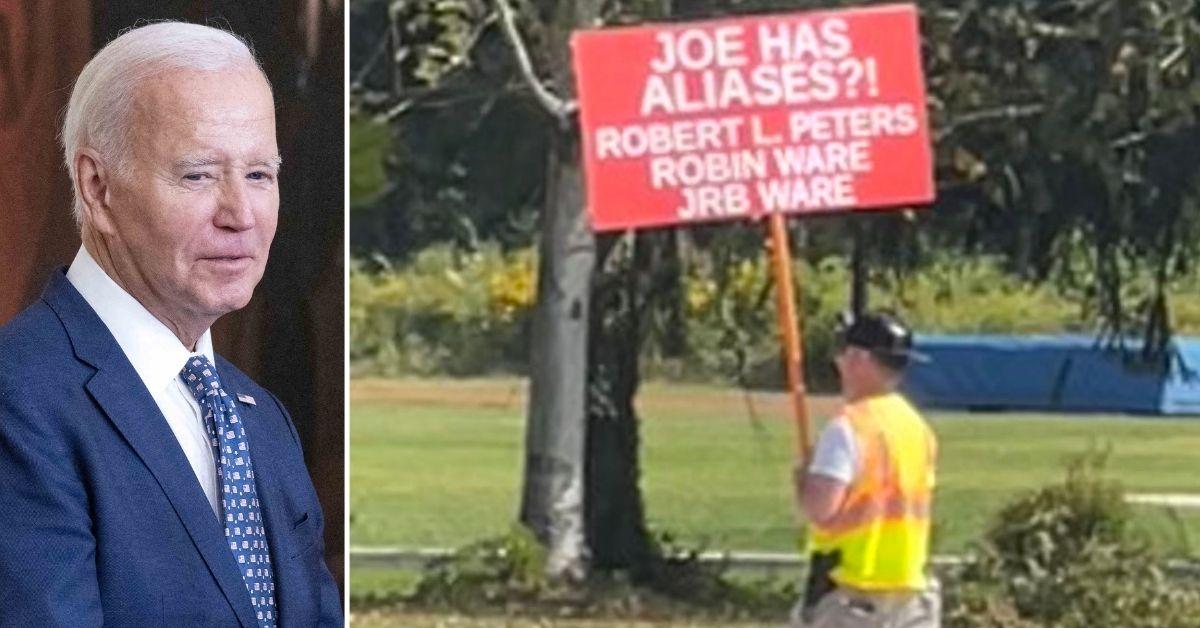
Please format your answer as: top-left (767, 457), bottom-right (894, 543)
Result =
top-left (184, 173), bottom-right (208, 182)
top-left (247, 171), bottom-right (274, 182)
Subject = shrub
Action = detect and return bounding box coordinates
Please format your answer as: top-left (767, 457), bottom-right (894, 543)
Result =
top-left (409, 526), bottom-right (548, 611)
top-left (874, 255), bottom-right (1083, 334)
top-left (404, 527), bottom-right (794, 621)
top-left (350, 245), bottom-right (535, 376)
top-left (943, 451), bottom-right (1200, 628)
top-left (350, 245), bottom-right (1200, 386)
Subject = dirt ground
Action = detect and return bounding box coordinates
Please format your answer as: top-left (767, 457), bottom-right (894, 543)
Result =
top-left (352, 610), bottom-right (773, 627)
top-left (351, 377), bottom-right (843, 423)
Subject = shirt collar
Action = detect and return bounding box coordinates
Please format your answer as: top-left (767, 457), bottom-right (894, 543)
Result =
top-left (66, 245), bottom-right (216, 394)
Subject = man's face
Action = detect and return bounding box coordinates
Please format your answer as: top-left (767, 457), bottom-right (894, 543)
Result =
top-left (101, 66), bottom-right (279, 324)
top-left (834, 344), bottom-right (874, 388)
top-left (833, 344), bottom-right (858, 381)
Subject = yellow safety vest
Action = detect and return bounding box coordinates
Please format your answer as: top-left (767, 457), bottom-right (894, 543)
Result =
top-left (809, 392), bottom-right (937, 591)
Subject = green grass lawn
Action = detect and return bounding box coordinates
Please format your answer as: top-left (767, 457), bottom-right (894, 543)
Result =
top-left (350, 377), bottom-right (1200, 606)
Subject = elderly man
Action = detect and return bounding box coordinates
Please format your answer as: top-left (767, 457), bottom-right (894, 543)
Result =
top-left (0, 23), bottom-right (341, 627)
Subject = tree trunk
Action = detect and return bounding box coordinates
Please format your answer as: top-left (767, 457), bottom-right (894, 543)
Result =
top-left (520, 0), bottom-right (651, 581)
top-left (584, 233), bottom-right (658, 577)
top-left (519, 130), bottom-right (594, 580)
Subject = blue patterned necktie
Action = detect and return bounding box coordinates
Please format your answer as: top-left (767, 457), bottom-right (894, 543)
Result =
top-left (180, 355), bottom-right (278, 628)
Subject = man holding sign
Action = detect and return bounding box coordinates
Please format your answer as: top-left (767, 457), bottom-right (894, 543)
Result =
top-left (572, 7), bottom-right (938, 623)
top-left (792, 311), bottom-right (939, 628)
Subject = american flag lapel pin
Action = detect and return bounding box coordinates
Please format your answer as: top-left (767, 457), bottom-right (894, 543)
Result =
top-left (236, 393), bottom-right (257, 406)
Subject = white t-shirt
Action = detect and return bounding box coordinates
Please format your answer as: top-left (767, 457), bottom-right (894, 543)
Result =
top-left (808, 416), bottom-right (859, 485)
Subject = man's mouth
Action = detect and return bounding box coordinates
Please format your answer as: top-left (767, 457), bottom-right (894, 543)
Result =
top-left (199, 255), bottom-right (254, 268)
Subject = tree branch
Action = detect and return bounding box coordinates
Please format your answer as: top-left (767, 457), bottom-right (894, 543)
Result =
top-left (350, 29), bottom-right (393, 92)
top-left (494, 0), bottom-right (578, 122)
top-left (1110, 131), bottom-right (1147, 150)
top-left (456, 12), bottom-right (501, 73)
top-left (1026, 20), bottom-right (1080, 39)
top-left (935, 103), bottom-right (1046, 141)
top-left (377, 84), bottom-right (517, 121)
top-left (1160, 44), bottom-right (1187, 72)
top-left (363, 11), bottom-right (500, 121)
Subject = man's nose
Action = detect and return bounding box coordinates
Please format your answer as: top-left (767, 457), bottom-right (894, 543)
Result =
top-left (215, 177), bottom-right (257, 231)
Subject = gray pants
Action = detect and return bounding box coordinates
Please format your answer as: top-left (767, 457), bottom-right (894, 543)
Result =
top-left (789, 580), bottom-right (940, 628)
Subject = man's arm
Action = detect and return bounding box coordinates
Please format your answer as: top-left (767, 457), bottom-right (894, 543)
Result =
top-left (793, 418), bottom-right (856, 527)
top-left (0, 378), bottom-right (102, 627)
top-left (796, 471), bottom-right (850, 526)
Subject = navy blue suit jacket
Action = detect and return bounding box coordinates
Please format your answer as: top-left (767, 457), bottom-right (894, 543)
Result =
top-left (0, 272), bottom-right (342, 627)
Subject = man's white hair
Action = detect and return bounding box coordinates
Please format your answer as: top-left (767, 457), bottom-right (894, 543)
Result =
top-left (61, 21), bottom-right (268, 224)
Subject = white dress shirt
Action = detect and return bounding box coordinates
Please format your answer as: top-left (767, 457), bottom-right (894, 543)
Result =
top-left (66, 246), bottom-right (221, 516)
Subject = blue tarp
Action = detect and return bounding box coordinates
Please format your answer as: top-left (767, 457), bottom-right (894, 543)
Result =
top-left (900, 334), bottom-right (1200, 415)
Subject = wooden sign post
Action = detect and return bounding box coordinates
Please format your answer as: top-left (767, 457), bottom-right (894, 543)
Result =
top-left (767, 213), bottom-right (814, 461)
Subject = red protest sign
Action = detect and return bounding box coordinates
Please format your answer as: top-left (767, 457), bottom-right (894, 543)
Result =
top-left (571, 3), bottom-right (933, 232)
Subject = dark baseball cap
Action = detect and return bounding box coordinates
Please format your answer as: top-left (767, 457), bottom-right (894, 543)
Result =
top-left (834, 310), bottom-right (929, 368)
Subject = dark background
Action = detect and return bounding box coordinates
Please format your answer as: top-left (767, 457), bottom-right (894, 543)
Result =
top-left (0, 0), bottom-right (345, 596)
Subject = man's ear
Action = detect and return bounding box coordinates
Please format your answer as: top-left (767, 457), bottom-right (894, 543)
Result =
top-left (75, 149), bottom-right (117, 235)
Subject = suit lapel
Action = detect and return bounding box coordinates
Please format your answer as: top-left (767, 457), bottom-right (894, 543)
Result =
top-left (44, 271), bottom-right (259, 628)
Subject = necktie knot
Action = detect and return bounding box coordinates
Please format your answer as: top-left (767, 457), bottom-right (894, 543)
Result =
top-left (180, 355), bottom-right (224, 406)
